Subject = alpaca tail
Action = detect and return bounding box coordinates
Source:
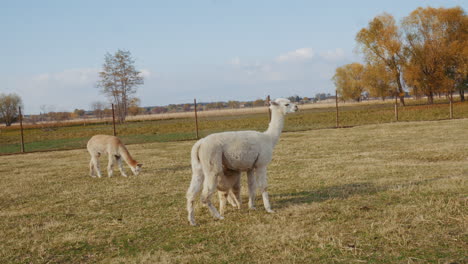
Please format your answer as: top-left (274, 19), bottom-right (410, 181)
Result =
top-left (187, 139), bottom-right (205, 225)
top-left (187, 139), bottom-right (204, 196)
top-left (190, 139), bottom-right (203, 173)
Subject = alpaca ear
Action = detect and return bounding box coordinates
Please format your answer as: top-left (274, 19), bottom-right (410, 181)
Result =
top-left (270, 101), bottom-right (279, 106)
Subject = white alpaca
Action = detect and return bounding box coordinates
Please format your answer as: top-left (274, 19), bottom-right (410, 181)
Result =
top-left (186, 98), bottom-right (298, 226)
top-left (87, 135), bottom-right (142, 178)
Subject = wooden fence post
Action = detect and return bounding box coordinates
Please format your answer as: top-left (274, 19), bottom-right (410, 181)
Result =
top-left (335, 90), bottom-right (339, 128)
top-left (394, 95), bottom-right (399, 121)
top-left (194, 98), bottom-right (199, 139)
top-left (112, 104), bottom-right (117, 136)
top-left (266, 95), bottom-right (271, 121)
top-left (19, 106), bottom-right (25, 153)
top-left (449, 92), bottom-right (453, 119)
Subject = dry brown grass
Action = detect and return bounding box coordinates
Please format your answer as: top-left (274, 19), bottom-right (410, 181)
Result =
top-left (0, 119), bottom-right (467, 263)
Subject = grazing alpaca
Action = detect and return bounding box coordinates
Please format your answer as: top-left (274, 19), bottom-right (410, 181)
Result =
top-left (87, 135), bottom-right (142, 178)
top-left (186, 98), bottom-right (298, 226)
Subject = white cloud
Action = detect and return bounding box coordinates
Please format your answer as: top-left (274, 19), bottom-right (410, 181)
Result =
top-left (276, 48), bottom-right (314, 62)
top-left (229, 57), bottom-right (241, 66)
top-left (32, 68), bottom-right (99, 84)
top-left (4, 47), bottom-right (351, 114)
top-left (4, 68), bottom-right (101, 113)
top-left (140, 69), bottom-right (153, 78)
top-left (36, 73), bottom-right (50, 81)
top-left (319, 48), bottom-right (345, 61)
top-left (228, 57), bottom-right (272, 77)
top-left (226, 47), bottom-right (344, 83)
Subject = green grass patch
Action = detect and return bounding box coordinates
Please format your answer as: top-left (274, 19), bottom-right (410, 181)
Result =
top-left (2, 100), bottom-right (468, 154)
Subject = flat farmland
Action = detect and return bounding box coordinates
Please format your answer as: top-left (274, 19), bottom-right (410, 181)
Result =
top-left (0, 118), bottom-right (466, 263)
top-left (1, 99), bottom-right (468, 155)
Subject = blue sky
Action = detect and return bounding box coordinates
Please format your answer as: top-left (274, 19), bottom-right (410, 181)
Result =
top-left (1, 0), bottom-right (465, 114)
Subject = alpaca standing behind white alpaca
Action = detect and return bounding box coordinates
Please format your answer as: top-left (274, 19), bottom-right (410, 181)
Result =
top-left (186, 98), bottom-right (298, 226)
top-left (87, 135), bottom-right (142, 178)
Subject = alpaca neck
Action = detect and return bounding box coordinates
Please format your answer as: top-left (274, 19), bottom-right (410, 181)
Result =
top-left (119, 146), bottom-right (138, 167)
top-left (264, 109), bottom-right (285, 147)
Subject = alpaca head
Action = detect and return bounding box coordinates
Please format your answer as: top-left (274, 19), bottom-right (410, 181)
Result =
top-left (131, 163), bottom-right (143, 175)
top-left (269, 98), bottom-right (298, 114)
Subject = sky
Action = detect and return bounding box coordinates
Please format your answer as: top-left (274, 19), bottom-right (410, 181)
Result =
top-left (1, 0), bottom-right (465, 114)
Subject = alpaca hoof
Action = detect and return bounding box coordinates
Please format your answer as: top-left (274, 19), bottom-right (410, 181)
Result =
top-left (249, 206), bottom-right (257, 210)
top-left (189, 221), bottom-right (197, 226)
top-left (213, 214), bottom-right (224, 220)
top-left (266, 209), bottom-right (275, 213)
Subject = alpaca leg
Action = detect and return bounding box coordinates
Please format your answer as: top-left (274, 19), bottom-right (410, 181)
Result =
top-left (256, 167), bottom-right (274, 213)
top-left (186, 166), bottom-right (204, 226)
top-left (218, 191), bottom-right (228, 216)
top-left (247, 169), bottom-right (257, 210)
top-left (107, 155), bottom-right (115, 177)
top-left (116, 156), bottom-right (128, 177)
top-left (200, 172), bottom-right (223, 220)
top-left (227, 191), bottom-right (237, 207)
top-left (227, 190), bottom-right (241, 209)
top-left (229, 172), bottom-right (242, 209)
top-left (89, 159), bottom-right (95, 177)
top-left (92, 156), bottom-right (102, 178)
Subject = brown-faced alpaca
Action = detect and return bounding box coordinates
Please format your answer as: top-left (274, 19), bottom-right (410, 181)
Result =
top-left (186, 98), bottom-right (298, 226)
top-left (87, 135), bottom-right (142, 178)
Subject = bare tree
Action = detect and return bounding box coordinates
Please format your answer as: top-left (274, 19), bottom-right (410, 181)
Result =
top-left (128, 98), bottom-right (142, 116)
top-left (91, 101), bottom-right (107, 119)
top-left (96, 50), bottom-right (144, 123)
top-left (73, 109), bottom-right (85, 118)
top-left (0, 93), bottom-right (23, 126)
top-left (227, 100), bottom-right (240, 108)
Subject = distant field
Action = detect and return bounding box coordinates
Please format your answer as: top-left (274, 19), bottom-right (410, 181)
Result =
top-left (1, 98), bottom-right (467, 154)
top-left (0, 119), bottom-right (466, 263)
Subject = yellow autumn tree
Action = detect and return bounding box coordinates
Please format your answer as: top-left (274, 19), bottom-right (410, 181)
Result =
top-left (333, 63), bottom-right (366, 102)
top-left (356, 13), bottom-right (406, 105)
top-left (402, 6), bottom-right (467, 103)
top-left (441, 7), bottom-right (468, 101)
top-left (362, 63), bottom-right (396, 100)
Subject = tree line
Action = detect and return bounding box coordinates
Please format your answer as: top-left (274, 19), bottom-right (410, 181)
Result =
top-left (333, 6), bottom-right (467, 104)
top-left (0, 92), bottom-right (335, 126)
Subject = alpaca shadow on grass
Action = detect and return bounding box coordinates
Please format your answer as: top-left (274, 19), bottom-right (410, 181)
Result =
top-left (153, 165), bottom-right (191, 173)
top-left (272, 176), bottom-right (447, 209)
top-left (271, 182), bottom-right (384, 209)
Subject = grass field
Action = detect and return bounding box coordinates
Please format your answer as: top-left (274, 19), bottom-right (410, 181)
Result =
top-left (0, 118), bottom-right (466, 263)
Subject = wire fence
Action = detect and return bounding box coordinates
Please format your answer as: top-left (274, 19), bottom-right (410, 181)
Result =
top-left (1, 95), bottom-right (467, 155)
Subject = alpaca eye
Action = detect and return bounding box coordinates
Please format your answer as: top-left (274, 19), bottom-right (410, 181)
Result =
top-left (285, 104), bottom-right (289, 106)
